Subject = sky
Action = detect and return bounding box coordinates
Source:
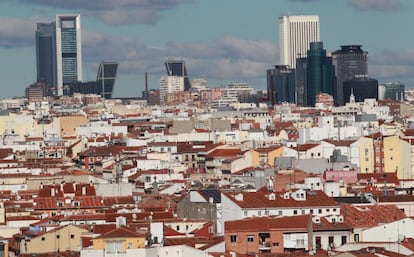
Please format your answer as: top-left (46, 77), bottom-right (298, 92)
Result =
top-left (0, 0), bottom-right (413, 98)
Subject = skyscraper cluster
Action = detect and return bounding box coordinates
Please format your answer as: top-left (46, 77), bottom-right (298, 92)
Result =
top-left (36, 14), bottom-right (82, 96)
top-left (34, 14), bottom-right (119, 99)
top-left (268, 15), bottom-right (384, 107)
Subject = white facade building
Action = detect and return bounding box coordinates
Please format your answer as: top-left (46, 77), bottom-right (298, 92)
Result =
top-left (159, 76), bottom-right (184, 104)
top-left (279, 15), bottom-right (320, 68)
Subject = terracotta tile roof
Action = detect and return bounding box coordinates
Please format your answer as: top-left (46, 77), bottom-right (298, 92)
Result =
top-left (312, 217), bottom-right (353, 231)
top-left (102, 196), bottom-right (135, 206)
top-left (357, 172), bottom-right (399, 184)
top-left (206, 148), bottom-right (242, 158)
top-left (34, 195), bottom-right (104, 210)
top-left (224, 190), bottom-right (338, 209)
top-left (95, 226), bottom-right (146, 239)
top-left (341, 204), bottom-right (406, 228)
top-left (323, 139), bottom-right (357, 146)
top-left (291, 143), bottom-right (320, 151)
top-left (225, 215), bottom-right (311, 232)
top-left (0, 148), bottom-right (13, 159)
top-left (163, 224), bottom-right (186, 236)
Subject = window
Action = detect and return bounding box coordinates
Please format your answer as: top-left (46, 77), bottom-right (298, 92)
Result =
top-left (354, 234), bottom-right (360, 242)
top-left (278, 210), bottom-right (283, 216)
top-left (70, 234), bottom-right (75, 239)
top-left (56, 235), bottom-right (60, 239)
top-left (301, 210), bottom-right (305, 214)
top-left (247, 235), bottom-right (254, 242)
top-left (176, 225), bottom-right (180, 231)
top-left (341, 236), bottom-right (347, 245)
top-left (318, 209), bottom-right (322, 214)
top-left (258, 210), bottom-right (261, 216)
top-left (265, 210), bottom-right (269, 215)
top-left (293, 210), bottom-right (298, 215)
top-left (41, 237), bottom-right (45, 241)
top-left (272, 242), bottom-right (279, 247)
top-left (145, 176), bottom-right (151, 182)
top-left (328, 236), bottom-right (334, 249)
top-left (244, 210), bottom-right (247, 216)
top-left (230, 235), bottom-right (237, 243)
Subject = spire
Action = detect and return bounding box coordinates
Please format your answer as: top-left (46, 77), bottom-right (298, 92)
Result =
top-left (350, 88), bottom-right (355, 103)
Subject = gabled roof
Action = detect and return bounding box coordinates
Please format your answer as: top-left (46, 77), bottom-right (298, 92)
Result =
top-left (225, 215), bottom-right (311, 232)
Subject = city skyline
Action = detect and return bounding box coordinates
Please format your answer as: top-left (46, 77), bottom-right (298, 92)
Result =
top-left (0, 0), bottom-right (413, 98)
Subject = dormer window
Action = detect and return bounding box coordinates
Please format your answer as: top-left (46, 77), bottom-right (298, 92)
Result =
top-left (57, 201), bottom-right (64, 207)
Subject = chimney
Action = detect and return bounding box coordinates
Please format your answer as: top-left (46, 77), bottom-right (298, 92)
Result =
top-left (82, 185), bottom-right (87, 195)
top-left (51, 187), bottom-right (55, 197)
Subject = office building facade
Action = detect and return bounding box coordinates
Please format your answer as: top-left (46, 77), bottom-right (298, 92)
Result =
top-left (332, 45), bottom-right (368, 106)
top-left (279, 15), bottom-right (320, 68)
top-left (379, 82), bottom-right (405, 101)
top-left (35, 22), bottom-right (57, 90)
top-left (65, 62), bottom-right (118, 99)
top-left (304, 42), bottom-right (336, 107)
top-left (267, 65), bottom-right (295, 105)
top-left (343, 78), bottom-right (378, 103)
top-left (165, 59), bottom-right (191, 91)
top-left (56, 14), bottom-right (82, 96)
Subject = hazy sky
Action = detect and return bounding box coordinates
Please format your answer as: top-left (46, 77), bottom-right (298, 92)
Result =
top-left (0, 0), bottom-right (413, 98)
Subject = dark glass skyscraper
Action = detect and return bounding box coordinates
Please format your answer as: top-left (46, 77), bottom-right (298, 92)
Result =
top-left (165, 59), bottom-right (191, 91)
top-left (65, 62), bottom-right (118, 99)
top-left (56, 14), bottom-right (82, 96)
top-left (267, 65), bottom-right (295, 105)
top-left (305, 42), bottom-right (336, 107)
top-left (35, 22), bottom-right (57, 90)
top-left (332, 45), bottom-right (368, 106)
top-left (343, 78), bottom-right (378, 103)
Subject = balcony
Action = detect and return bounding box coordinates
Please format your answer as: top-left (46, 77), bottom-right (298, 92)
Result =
top-left (259, 241), bottom-right (271, 250)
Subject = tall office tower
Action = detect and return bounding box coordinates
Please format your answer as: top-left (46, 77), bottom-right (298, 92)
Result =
top-left (36, 22), bottom-right (57, 91)
top-left (332, 45), bottom-right (368, 106)
top-left (295, 57), bottom-right (307, 106)
top-left (56, 14), bottom-right (82, 96)
top-left (279, 15), bottom-right (320, 68)
top-left (165, 59), bottom-right (191, 91)
top-left (267, 65), bottom-right (295, 105)
top-left (305, 42), bottom-right (336, 107)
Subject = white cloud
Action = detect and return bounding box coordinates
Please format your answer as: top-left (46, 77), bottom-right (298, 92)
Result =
top-left (0, 16), bottom-right (47, 47)
top-left (370, 49), bottom-right (414, 85)
top-left (15, 0), bottom-right (193, 25)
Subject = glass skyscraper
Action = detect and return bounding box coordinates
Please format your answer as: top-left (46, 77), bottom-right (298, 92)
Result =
top-left (267, 65), bottom-right (295, 105)
top-left (56, 14), bottom-right (82, 96)
top-left (35, 22), bottom-right (57, 91)
top-left (302, 42), bottom-right (336, 107)
top-left (165, 59), bottom-right (192, 91)
top-left (332, 45), bottom-right (368, 106)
